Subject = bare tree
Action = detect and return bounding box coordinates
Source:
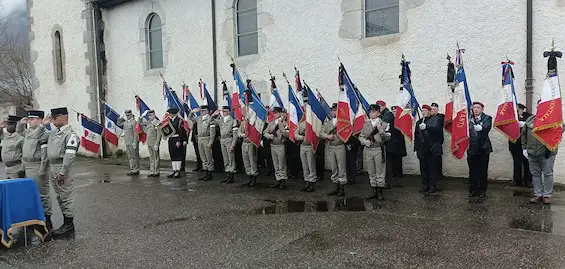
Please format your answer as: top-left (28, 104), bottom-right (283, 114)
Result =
top-left (0, 15), bottom-right (32, 110)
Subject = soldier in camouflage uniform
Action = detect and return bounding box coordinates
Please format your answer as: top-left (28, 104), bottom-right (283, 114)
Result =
top-left (43, 107), bottom-right (79, 237)
top-left (139, 110), bottom-right (162, 177)
top-left (18, 110), bottom-right (52, 230)
top-left (117, 109), bottom-right (140, 175)
top-left (189, 105), bottom-right (216, 181)
top-left (0, 115), bottom-right (24, 179)
top-left (213, 106), bottom-right (238, 183)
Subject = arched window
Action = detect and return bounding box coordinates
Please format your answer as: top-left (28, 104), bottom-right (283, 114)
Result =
top-left (235, 0), bottom-right (258, 56)
top-left (54, 31), bottom-right (64, 82)
top-left (147, 13), bottom-right (163, 69)
top-left (364, 0), bottom-right (399, 37)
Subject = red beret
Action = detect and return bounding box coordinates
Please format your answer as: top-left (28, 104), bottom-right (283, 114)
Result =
top-left (376, 100), bottom-right (386, 107)
top-left (472, 101), bottom-right (484, 108)
top-left (422, 104), bottom-right (432, 110)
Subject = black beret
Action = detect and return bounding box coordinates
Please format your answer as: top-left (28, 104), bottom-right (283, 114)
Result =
top-left (200, 105), bottom-right (208, 110)
top-left (370, 104), bottom-right (380, 111)
top-left (517, 103), bottom-right (526, 109)
top-left (472, 102), bottom-right (484, 108)
top-left (431, 103), bottom-right (439, 107)
top-left (272, 107), bottom-right (283, 113)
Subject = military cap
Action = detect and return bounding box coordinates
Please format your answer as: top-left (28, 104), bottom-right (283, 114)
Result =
top-left (222, 105), bottom-right (230, 110)
top-left (272, 107), bottom-right (283, 113)
top-left (200, 105), bottom-right (208, 110)
top-left (125, 109), bottom-right (133, 114)
top-left (376, 100), bottom-right (386, 107)
top-left (147, 110), bottom-right (155, 114)
top-left (517, 103), bottom-right (526, 109)
top-left (431, 103), bottom-right (439, 107)
top-left (50, 107), bottom-right (68, 117)
top-left (422, 104), bottom-right (432, 110)
top-left (472, 101), bottom-right (484, 108)
top-left (167, 107), bottom-right (179, 114)
top-left (370, 104), bottom-right (380, 111)
top-left (7, 115), bottom-right (22, 123)
top-left (27, 110), bottom-right (45, 118)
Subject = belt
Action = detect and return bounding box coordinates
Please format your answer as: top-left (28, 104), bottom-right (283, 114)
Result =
top-left (49, 159), bottom-right (64, 165)
top-left (4, 160), bottom-right (21, 167)
top-left (220, 136), bottom-right (233, 139)
top-left (198, 135), bottom-right (210, 138)
top-left (171, 134), bottom-right (180, 138)
top-left (22, 158), bottom-right (41, 163)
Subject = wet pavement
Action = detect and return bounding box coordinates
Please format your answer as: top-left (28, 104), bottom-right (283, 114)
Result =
top-left (1, 158), bottom-right (565, 268)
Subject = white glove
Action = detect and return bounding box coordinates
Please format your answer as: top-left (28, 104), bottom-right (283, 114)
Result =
top-left (384, 123), bottom-right (390, 132)
top-left (141, 110), bottom-right (149, 118)
top-left (519, 121), bottom-right (525, 128)
top-left (132, 143), bottom-right (137, 149)
top-left (414, 151), bottom-right (418, 157)
top-left (183, 141), bottom-right (187, 146)
top-left (346, 145), bottom-right (352, 150)
top-left (419, 123), bottom-right (426, 130)
top-left (153, 145), bottom-right (159, 151)
top-left (474, 124), bottom-right (483, 132)
top-left (364, 140), bottom-right (371, 147)
top-left (260, 140), bottom-right (264, 147)
top-left (522, 149), bottom-right (528, 159)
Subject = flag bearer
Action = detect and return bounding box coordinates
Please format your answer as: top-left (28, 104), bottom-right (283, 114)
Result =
top-left (414, 105), bottom-right (443, 194)
top-left (467, 102), bottom-right (493, 198)
top-left (320, 103), bottom-right (346, 197)
top-left (18, 110), bottom-right (51, 230)
top-left (359, 104), bottom-right (391, 200)
top-left (509, 103), bottom-right (533, 187)
top-left (239, 119), bottom-right (259, 186)
top-left (264, 107), bottom-right (289, 189)
top-left (189, 105), bottom-right (216, 181)
top-left (378, 100), bottom-right (405, 188)
top-left (294, 120), bottom-right (316, 192)
top-left (45, 107), bottom-right (79, 237)
top-left (166, 107), bottom-right (187, 178)
top-left (0, 115), bottom-right (24, 179)
top-left (214, 106), bottom-right (238, 183)
top-left (117, 109), bottom-right (139, 176)
top-left (140, 110), bottom-right (162, 177)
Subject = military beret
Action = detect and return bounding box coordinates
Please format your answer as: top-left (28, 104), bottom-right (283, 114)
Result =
top-left (272, 107), bottom-right (283, 113)
top-left (472, 102), bottom-right (484, 108)
top-left (422, 104), bottom-right (432, 110)
top-left (370, 104), bottom-right (380, 111)
top-left (376, 100), bottom-right (386, 107)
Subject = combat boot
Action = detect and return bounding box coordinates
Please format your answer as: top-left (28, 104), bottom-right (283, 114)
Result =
top-left (249, 176), bottom-right (258, 187)
top-left (306, 182), bottom-right (315, 192)
top-left (242, 175), bottom-right (253, 186)
top-left (300, 182), bottom-right (310, 192)
top-left (52, 217), bottom-right (75, 238)
top-left (204, 171), bottom-right (213, 181)
top-left (337, 184), bottom-right (345, 197)
top-left (376, 187), bottom-right (384, 201)
top-left (226, 173), bottom-right (235, 184)
top-left (270, 180), bottom-right (282, 188)
top-left (328, 183), bottom-right (339, 196)
top-left (220, 173), bottom-right (230, 183)
top-left (198, 172), bottom-right (208, 181)
top-left (279, 179), bottom-right (287, 189)
top-left (45, 215), bottom-right (53, 231)
top-left (174, 171), bottom-right (181, 178)
top-left (167, 171), bottom-right (176, 178)
top-left (367, 187), bottom-right (379, 199)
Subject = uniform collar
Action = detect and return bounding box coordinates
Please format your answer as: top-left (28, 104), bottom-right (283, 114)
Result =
top-left (57, 124), bottom-right (71, 133)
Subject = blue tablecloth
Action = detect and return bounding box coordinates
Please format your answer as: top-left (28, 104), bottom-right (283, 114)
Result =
top-left (0, 178), bottom-right (47, 248)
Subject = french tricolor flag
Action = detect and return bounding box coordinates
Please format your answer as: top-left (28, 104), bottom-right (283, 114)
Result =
top-left (337, 63), bottom-right (365, 141)
top-left (288, 84), bottom-right (304, 142)
top-left (135, 96), bottom-right (152, 144)
top-left (80, 114), bottom-right (103, 154)
top-left (232, 63), bottom-right (247, 122)
top-left (305, 85), bottom-right (328, 151)
top-left (104, 104), bottom-right (122, 146)
top-left (246, 81), bottom-right (268, 148)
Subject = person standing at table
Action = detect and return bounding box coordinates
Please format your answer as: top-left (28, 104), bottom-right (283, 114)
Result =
top-left (44, 107), bottom-right (79, 237)
top-left (117, 109), bottom-right (140, 176)
top-left (139, 110), bottom-right (162, 177)
top-left (18, 110), bottom-right (52, 230)
top-left (0, 115), bottom-right (25, 179)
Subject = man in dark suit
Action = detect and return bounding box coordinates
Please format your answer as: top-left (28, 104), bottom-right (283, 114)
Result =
top-left (509, 103), bottom-right (532, 187)
top-left (467, 101), bottom-right (493, 198)
top-left (430, 103), bottom-right (445, 180)
top-left (378, 101), bottom-right (406, 188)
top-left (414, 105), bottom-right (443, 193)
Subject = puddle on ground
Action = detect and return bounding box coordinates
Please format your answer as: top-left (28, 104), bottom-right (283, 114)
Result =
top-left (512, 190), bottom-right (531, 197)
top-left (255, 197), bottom-right (381, 214)
top-left (509, 216), bottom-right (555, 233)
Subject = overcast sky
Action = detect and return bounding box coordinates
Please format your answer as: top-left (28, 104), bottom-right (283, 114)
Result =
top-left (1, 0), bottom-right (26, 16)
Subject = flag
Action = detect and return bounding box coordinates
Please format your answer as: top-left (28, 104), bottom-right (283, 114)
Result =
top-left (246, 81), bottom-right (268, 148)
top-left (183, 85), bottom-right (200, 117)
top-left (221, 80), bottom-right (235, 119)
top-left (354, 86), bottom-right (370, 115)
top-left (337, 63), bottom-right (365, 142)
top-left (295, 68), bottom-right (304, 106)
top-left (306, 85), bottom-right (327, 151)
top-left (200, 80), bottom-right (217, 112)
top-left (268, 76), bottom-right (284, 122)
top-left (104, 104), bottom-right (122, 146)
top-left (317, 90), bottom-right (332, 120)
top-left (164, 82), bottom-right (185, 118)
top-left (288, 84), bottom-right (304, 142)
top-left (450, 46), bottom-right (472, 159)
top-left (231, 63), bottom-right (246, 122)
top-left (494, 61), bottom-right (520, 142)
top-left (80, 114), bottom-right (103, 154)
top-left (533, 45), bottom-right (563, 151)
top-left (395, 56), bottom-right (421, 141)
top-left (135, 96), bottom-right (152, 144)
top-left (444, 54), bottom-right (456, 134)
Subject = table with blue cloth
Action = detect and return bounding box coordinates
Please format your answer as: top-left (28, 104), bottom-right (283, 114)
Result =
top-left (0, 178), bottom-right (48, 248)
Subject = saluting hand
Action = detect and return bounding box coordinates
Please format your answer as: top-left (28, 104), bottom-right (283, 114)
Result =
top-left (42, 116), bottom-right (53, 126)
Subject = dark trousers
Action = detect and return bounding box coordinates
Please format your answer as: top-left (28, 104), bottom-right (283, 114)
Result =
top-left (510, 149), bottom-right (532, 185)
top-left (235, 140), bottom-right (244, 173)
top-left (181, 145), bottom-right (187, 171)
top-left (192, 139), bottom-right (202, 169)
top-left (467, 154), bottom-right (490, 192)
top-left (316, 142), bottom-right (326, 181)
top-left (212, 139), bottom-right (224, 172)
top-left (346, 145), bottom-right (358, 181)
top-left (286, 142), bottom-right (301, 178)
top-left (386, 153), bottom-right (403, 179)
top-left (419, 155), bottom-right (439, 187)
top-left (438, 156), bottom-right (443, 180)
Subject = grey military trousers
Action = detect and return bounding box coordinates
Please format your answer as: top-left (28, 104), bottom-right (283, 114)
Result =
top-left (198, 137), bottom-right (214, 172)
top-left (4, 162), bottom-right (23, 179)
top-left (300, 144), bottom-right (317, 183)
top-left (49, 164), bottom-right (74, 218)
top-left (25, 161), bottom-right (52, 216)
top-left (364, 146), bottom-right (386, 187)
top-left (220, 138), bottom-right (236, 173)
top-left (147, 145), bottom-right (160, 175)
top-left (126, 143), bottom-right (140, 172)
top-left (327, 144), bottom-right (347, 184)
top-left (271, 144), bottom-right (287, 181)
top-left (242, 141), bottom-right (258, 176)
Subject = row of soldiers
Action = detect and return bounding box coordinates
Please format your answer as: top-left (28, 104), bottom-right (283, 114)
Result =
top-left (1, 108), bottom-right (78, 238)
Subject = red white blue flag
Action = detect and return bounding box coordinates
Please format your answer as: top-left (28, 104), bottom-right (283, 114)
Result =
top-left (305, 84), bottom-right (328, 151)
top-left (104, 104), bottom-right (121, 147)
top-left (288, 84), bottom-right (304, 142)
top-left (81, 114), bottom-right (103, 154)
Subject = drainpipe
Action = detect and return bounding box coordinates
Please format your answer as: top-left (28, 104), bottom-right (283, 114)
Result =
top-left (211, 0), bottom-right (218, 103)
top-left (92, 3), bottom-right (106, 158)
top-left (525, 0), bottom-right (533, 111)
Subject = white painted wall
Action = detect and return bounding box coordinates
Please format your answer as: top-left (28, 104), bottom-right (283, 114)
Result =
top-left (31, 0), bottom-right (565, 181)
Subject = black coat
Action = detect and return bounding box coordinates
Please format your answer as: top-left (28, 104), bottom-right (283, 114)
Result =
top-left (509, 111), bottom-right (532, 152)
top-left (381, 108), bottom-right (406, 156)
top-left (414, 116), bottom-right (443, 158)
top-left (435, 113), bottom-right (445, 145)
top-left (468, 113), bottom-right (493, 156)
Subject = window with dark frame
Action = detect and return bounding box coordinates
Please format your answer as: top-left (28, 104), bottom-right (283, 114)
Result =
top-left (54, 31), bottom-right (64, 82)
top-left (147, 13), bottom-right (163, 69)
top-left (364, 0), bottom-right (399, 38)
top-left (235, 0), bottom-right (258, 57)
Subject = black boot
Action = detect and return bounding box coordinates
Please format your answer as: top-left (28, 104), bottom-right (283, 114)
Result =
top-left (270, 180), bottom-right (282, 188)
top-left (174, 171), bottom-right (181, 178)
top-left (226, 173), bottom-right (235, 184)
top-left (300, 182), bottom-right (310, 192)
top-left (52, 217), bottom-right (75, 237)
top-left (167, 171), bottom-right (176, 178)
top-left (328, 183), bottom-right (339, 196)
top-left (220, 173), bottom-right (230, 183)
top-left (376, 187), bottom-right (384, 201)
top-left (242, 175), bottom-right (253, 186)
top-left (45, 215), bottom-right (53, 231)
top-left (198, 171), bottom-right (208, 181)
top-left (249, 176), bottom-right (258, 187)
top-left (306, 182), bottom-right (315, 192)
top-left (204, 171), bottom-right (213, 181)
top-left (279, 179), bottom-right (287, 189)
top-left (337, 184), bottom-right (345, 197)
top-left (367, 187), bottom-right (379, 199)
